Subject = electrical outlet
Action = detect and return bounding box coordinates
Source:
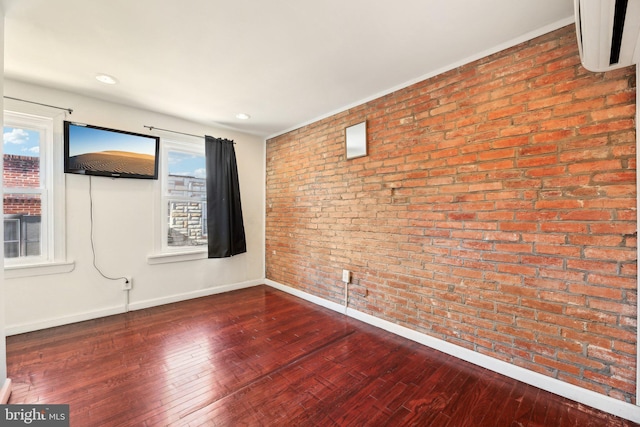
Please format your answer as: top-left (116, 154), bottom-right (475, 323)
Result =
top-left (123, 277), bottom-right (133, 291)
top-left (342, 269), bottom-right (351, 283)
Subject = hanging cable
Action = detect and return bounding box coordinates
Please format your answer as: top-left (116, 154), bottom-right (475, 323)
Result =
top-left (3, 96), bottom-right (73, 115)
top-left (88, 176), bottom-right (128, 284)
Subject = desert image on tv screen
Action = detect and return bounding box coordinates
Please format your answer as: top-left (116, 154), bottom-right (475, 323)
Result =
top-left (67, 125), bottom-right (157, 176)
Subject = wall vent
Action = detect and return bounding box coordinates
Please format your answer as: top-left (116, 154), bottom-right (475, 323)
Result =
top-left (574, 0), bottom-right (640, 72)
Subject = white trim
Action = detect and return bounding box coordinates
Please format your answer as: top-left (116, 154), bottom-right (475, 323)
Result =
top-left (5, 305), bottom-right (126, 336)
top-left (127, 279), bottom-right (262, 312)
top-left (154, 137), bottom-right (207, 256)
top-left (52, 115), bottom-right (66, 262)
top-left (3, 111), bottom-right (53, 264)
top-left (265, 279), bottom-right (640, 423)
top-left (267, 16), bottom-right (576, 140)
top-left (0, 379), bottom-right (11, 404)
top-left (266, 279), bottom-right (346, 313)
top-left (2, 104), bottom-right (68, 268)
top-left (147, 250), bottom-right (207, 264)
top-left (262, 138), bottom-right (268, 281)
top-left (4, 260), bottom-right (74, 279)
top-left (4, 279), bottom-right (262, 335)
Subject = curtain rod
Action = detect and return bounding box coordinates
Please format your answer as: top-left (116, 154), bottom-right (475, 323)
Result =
top-left (4, 96), bottom-right (73, 115)
top-left (144, 125), bottom-right (235, 143)
top-left (144, 125), bottom-right (202, 139)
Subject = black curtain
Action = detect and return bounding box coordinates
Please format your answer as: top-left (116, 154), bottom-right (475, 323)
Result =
top-left (205, 136), bottom-right (247, 258)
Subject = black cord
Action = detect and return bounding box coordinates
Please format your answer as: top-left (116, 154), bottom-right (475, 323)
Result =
top-left (89, 176), bottom-right (129, 284)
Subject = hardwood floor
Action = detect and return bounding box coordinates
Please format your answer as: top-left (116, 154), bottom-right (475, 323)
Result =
top-left (6, 285), bottom-right (638, 426)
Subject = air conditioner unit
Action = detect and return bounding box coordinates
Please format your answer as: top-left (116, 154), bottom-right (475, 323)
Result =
top-left (574, 0), bottom-right (640, 72)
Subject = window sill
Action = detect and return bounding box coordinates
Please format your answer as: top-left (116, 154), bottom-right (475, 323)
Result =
top-left (5, 260), bottom-right (75, 279)
top-left (147, 250), bottom-right (207, 265)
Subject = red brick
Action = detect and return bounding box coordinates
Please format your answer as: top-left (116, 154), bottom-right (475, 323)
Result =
top-left (534, 355), bottom-right (582, 376)
top-left (558, 146), bottom-right (610, 162)
top-left (528, 93), bottom-right (573, 110)
top-left (532, 129), bottom-right (575, 143)
top-left (590, 105), bottom-right (636, 121)
top-left (592, 171), bottom-right (635, 184)
top-left (579, 119), bottom-right (635, 136)
top-left (584, 247), bottom-right (636, 262)
top-left (492, 136), bottom-right (530, 148)
top-left (525, 166), bottom-right (566, 178)
top-left (574, 80), bottom-right (631, 99)
top-left (559, 211), bottom-right (612, 221)
top-left (567, 284), bottom-right (623, 300)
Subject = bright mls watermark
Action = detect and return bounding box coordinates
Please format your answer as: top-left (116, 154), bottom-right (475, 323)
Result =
top-left (0, 405), bottom-right (69, 426)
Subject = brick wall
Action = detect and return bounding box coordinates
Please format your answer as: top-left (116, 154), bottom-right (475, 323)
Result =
top-left (167, 175), bottom-right (207, 246)
top-left (3, 155), bottom-right (41, 215)
top-left (168, 201), bottom-right (207, 246)
top-left (265, 25), bottom-right (637, 402)
top-left (4, 155), bottom-right (39, 188)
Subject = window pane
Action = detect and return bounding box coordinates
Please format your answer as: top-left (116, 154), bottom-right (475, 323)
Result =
top-left (4, 218), bottom-right (19, 242)
top-left (167, 200), bottom-right (207, 247)
top-left (3, 194), bottom-right (42, 258)
top-left (167, 150), bottom-right (205, 178)
top-left (167, 175), bottom-right (206, 198)
top-left (3, 127), bottom-right (41, 188)
top-left (23, 215), bottom-right (42, 256)
top-left (4, 193), bottom-right (42, 217)
top-left (4, 242), bottom-right (19, 258)
top-left (166, 150), bottom-right (206, 198)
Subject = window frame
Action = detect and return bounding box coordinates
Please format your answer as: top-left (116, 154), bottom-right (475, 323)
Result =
top-left (152, 137), bottom-right (208, 261)
top-left (3, 106), bottom-right (71, 277)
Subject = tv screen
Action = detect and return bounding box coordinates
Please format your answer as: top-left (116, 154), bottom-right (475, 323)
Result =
top-left (64, 121), bottom-right (160, 179)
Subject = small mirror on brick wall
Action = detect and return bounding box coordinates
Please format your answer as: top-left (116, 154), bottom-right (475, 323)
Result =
top-left (345, 121), bottom-right (367, 159)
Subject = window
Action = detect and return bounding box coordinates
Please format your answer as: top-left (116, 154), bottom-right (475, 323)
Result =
top-left (161, 139), bottom-right (207, 252)
top-left (3, 113), bottom-right (51, 265)
top-left (3, 108), bottom-right (69, 275)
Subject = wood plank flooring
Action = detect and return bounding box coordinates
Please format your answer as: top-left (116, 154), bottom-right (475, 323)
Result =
top-left (6, 285), bottom-right (639, 426)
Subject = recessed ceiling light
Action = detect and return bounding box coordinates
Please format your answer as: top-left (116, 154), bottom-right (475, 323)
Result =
top-left (235, 113), bottom-right (251, 120)
top-left (95, 74), bottom-right (118, 85)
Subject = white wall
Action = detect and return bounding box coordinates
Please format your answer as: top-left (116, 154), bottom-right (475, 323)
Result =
top-left (4, 79), bottom-right (265, 334)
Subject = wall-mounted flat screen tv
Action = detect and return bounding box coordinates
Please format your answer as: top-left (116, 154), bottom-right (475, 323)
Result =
top-left (64, 121), bottom-right (160, 179)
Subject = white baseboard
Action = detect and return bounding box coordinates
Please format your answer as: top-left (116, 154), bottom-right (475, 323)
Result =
top-left (264, 279), bottom-right (640, 424)
top-left (5, 305), bottom-right (126, 336)
top-left (5, 279), bottom-right (264, 336)
top-left (0, 379), bottom-right (11, 404)
top-left (266, 279), bottom-right (347, 313)
top-left (127, 279), bottom-right (263, 312)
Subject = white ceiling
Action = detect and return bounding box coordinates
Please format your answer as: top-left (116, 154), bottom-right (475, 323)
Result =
top-left (1, 0), bottom-right (575, 137)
